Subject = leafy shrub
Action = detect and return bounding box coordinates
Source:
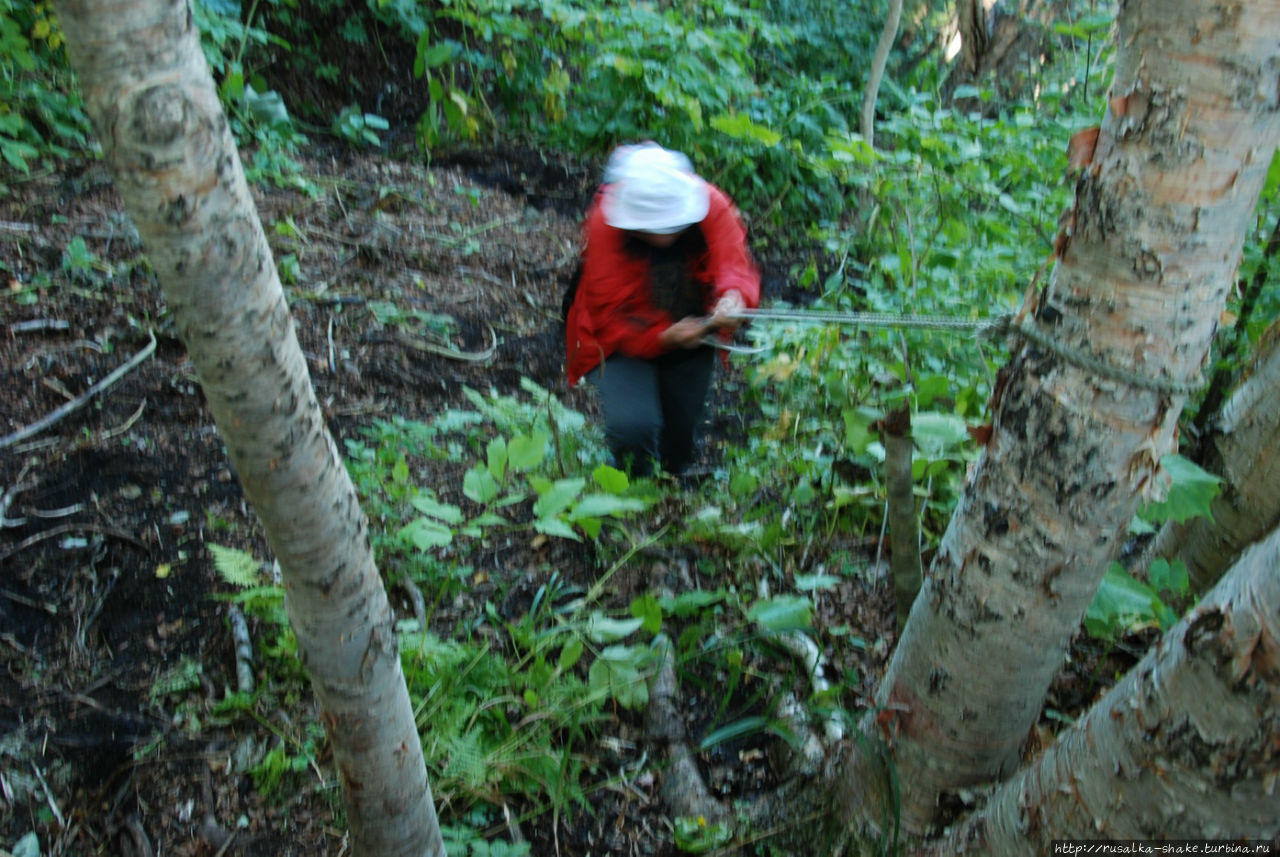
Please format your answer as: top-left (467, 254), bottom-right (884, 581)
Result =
top-left (0, 0), bottom-right (90, 172)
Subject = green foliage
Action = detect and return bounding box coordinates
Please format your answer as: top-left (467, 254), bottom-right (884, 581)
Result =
top-left (1138, 454), bottom-right (1222, 527)
top-left (402, 615), bottom-right (616, 815)
top-left (1085, 455), bottom-right (1217, 642)
top-left (1083, 559), bottom-right (1188, 641)
top-left (208, 542), bottom-right (263, 588)
top-left (364, 387), bottom-right (642, 556)
top-left (332, 104), bottom-right (390, 148)
top-left (442, 817), bottom-right (532, 857)
top-left (0, 0), bottom-right (90, 172)
top-left (674, 814), bottom-right (733, 853)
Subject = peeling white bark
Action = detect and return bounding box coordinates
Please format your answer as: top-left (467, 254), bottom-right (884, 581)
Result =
top-left (936, 528), bottom-right (1280, 854)
top-left (864, 0), bottom-right (1280, 832)
top-left (57, 1), bottom-right (444, 853)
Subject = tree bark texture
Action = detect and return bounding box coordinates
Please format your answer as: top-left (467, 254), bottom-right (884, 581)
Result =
top-left (860, 0), bottom-right (904, 148)
top-left (946, 0), bottom-right (1075, 106)
top-left (958, 0), bottom-right (992, 76)
top-left (57, 1), bottom-right (445, 854)
top-left (935, 528), bottom-right (1280, 854)
top-left (1146, 321), bottom-right (1280, 594)
top-left (866, 0), bottom-right (1280, 833)
top-left (883, 407), bottom-right (922, 629)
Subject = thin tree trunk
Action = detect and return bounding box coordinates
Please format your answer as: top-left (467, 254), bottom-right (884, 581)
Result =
top-left (860, 0), bottom-right (904, 148)
top-left (861, 0), bottom-right (1280, 833)
top-left (1187, 213), bottom-right (1280, 457)
top-left (1142, 321), bottom-right (1280, 594)
top-left (883, 407), bottom-right (922, 629)
top-left (57, 1), bottom-right (445, 854)
top-left (930, 527), bottom-right (1280, 854)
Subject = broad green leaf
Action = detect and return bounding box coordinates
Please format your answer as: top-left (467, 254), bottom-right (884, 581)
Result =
top-left (558, 637), bottom-right (584, 672)
top-left (914, 375), bottom-right (949, 408)
top-left (842, 406), bottom-right (881, 455)
top-left (793, 573), bottom-right (840, 592)
top-left (710, 111), bottom-right (781, 146)
top-left (486, 436), bottom-right (508, 481)
top-left (629, 593), bottom-right (663, 634)
top-left (463, 465), bottom-right (500, 504)
top-left (533, 517), bottom-right (581, 541)
top-left (588, 644), bottom-right (651, 709)
top-left (586, 614), bottom-right (644, 643)
top-left (532, 477), bottom-right (586, 519)
top-left (1141, 454), bottom-right (1222, 525)
top-left (1147, 557), bottom-right (1189, 598)
top-left (570, 494), bottom-right (647, 520)
top-left (398, 517), bottom-right (454, 550)
top-left (1084, 564), bottom-right (1164, 640)
top-left (243, 87), bottom-right (289, 127)
top-left (660, 589), bottom-right (727, 617)
top-left (911, 411), bottom-right (969, 457)
top-left (508, 430), bottom-right (548, 471)
top-left (410, 495), bottom-right (464, 524)
top-left (747, 595), bottom-right (812, 632)
top-left (592, 464), bottom-right (629, 495)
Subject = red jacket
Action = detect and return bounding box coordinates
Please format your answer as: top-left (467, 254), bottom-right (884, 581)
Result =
top-left (565, 181), bottom-right (760, 385)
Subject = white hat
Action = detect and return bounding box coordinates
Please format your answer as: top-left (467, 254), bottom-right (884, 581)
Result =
top-left (601, 144), bottom-right (710, 234)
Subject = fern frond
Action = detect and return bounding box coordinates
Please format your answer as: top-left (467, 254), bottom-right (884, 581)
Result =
top-left (209, 543), bottom-right (262, 589)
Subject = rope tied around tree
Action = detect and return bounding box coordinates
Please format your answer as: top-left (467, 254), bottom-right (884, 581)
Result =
top-left (728, 308), bottom-right (1203, 397)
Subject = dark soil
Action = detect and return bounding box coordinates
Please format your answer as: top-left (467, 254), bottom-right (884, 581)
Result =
top-left (0, 136), bottom-right (1129, 855)
top-left (0, 140), bottom-right (891, 857)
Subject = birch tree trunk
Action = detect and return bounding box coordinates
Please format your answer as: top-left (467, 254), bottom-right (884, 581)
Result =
top-left (57, 1), bottom-right (445, 854)
top-left (862, 0), bottom-right (1280, 833)
top-left (860, 0), bottom-right (904, 148)
top-left (1143, 324), bottom-right (1280, 594)
top-left (932, 528), bottom-right (1280, 854)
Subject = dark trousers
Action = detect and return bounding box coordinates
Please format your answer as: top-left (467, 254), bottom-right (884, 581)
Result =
top-left (588, 348), bottom-right (716, 476)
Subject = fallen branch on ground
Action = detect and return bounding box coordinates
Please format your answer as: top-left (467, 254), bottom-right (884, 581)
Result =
top-left (0, 330), bottom-right (156, 450)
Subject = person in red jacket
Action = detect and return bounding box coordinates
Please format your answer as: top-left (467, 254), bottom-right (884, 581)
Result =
top-left (564, 143), bottom-right (761, 476)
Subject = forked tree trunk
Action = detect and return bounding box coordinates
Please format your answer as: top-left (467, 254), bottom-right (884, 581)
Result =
top-left (1143, 322), bottom-right (1280, 594)
top-left (57, 1), bottom-right (445, 854)
top-left (932, 527), bottom-right (1280, 854)
top-left (862, 0), bottom-right (1280, 833)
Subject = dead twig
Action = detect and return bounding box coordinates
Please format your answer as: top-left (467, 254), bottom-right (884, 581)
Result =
top-left (101, 398), bottom-right (147, 441)
top-left (228, 604), bottom-right (255, 695)
top-left (31, 761), bottom-right (66, 828)
top-left (0, 587), bottom-right (57, 614)
top-left (0, 330), bottom-right (156, 450)
top-left (0, 522), bottom-right (148, 569)
top-left (384, 325), bottom-right (498, 363)
top-left (2, 464), bottom-right (34, 526)
top-left (10, 319), bottom-right (71, 334)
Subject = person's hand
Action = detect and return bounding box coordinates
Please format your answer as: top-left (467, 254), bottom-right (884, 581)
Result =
top-left (707, 290), bottom-right (746, 332)
top-left (659, 316), bottom-right (712, 349)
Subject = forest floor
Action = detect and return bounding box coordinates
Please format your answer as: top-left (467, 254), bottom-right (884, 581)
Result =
top-left (0, 145), bottom-right (865, 857)
top-left (0, 146), bottom-right (607, 855)
top-left (0, 144), bottom-right (1129, 856)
